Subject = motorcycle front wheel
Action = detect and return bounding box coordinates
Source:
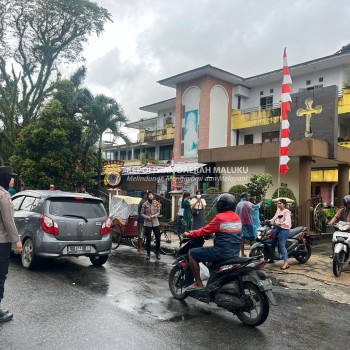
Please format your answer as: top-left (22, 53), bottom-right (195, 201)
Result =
top-left (236, 282), bottom-right (269, 327)
top-left (294, 243), bottom-right (312, 264)
top-left (249, 247), bottom-right (264, 259)
top-left (333, 251), bottom-right (346, 277)
top-left (168, 265), bottom-right (189, 300)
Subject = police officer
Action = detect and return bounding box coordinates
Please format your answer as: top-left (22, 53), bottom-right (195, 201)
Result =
top-left (0, 167), bottom-right (23, 323)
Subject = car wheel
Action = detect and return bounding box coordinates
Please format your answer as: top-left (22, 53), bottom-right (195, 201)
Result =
top-left (90, 255), bottom-right (109, 266)
top-left (21, 238), bottom-right (39, 270)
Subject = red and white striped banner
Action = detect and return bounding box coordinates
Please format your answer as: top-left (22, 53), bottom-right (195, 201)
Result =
top-left (279, 48), bottom-right (292, 174)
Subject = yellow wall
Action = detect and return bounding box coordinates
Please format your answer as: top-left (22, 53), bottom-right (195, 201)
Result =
top-left (232, 88), bottom-right (350, 130)
top-left (139, 123), bottom-right (175, 142)
top-left (311, 169), bottom-right (350, 182)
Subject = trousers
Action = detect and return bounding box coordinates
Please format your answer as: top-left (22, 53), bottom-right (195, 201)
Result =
top-left (0, 242), bottom-right (12, 301)
top-left (144, 226), bottom-right (160, 255)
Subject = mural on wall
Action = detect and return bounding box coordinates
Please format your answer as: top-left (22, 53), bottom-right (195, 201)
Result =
top-left (184, 109), bottom-right (199, 157)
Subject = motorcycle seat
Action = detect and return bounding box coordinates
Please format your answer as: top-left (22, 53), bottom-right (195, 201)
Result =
top-left (209, 257), bottom-right (256, 269)
top-left (288, 226), bottom-right (305, 238)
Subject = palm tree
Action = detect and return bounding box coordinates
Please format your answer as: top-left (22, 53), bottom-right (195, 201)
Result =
top-left (83, 94), bottom-right (130, 191)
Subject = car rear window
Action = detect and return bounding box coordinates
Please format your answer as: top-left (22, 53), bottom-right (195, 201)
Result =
top-left (47, 197), bottom-right (106, 219)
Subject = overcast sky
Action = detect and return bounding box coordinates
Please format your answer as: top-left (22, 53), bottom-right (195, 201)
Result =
top-left (82, 0), bottom-right (350, 129)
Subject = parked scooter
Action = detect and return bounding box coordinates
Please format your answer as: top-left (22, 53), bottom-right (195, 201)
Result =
top-left (250, 221), bottom-right (312, 264)
top-left (332, 221), bottom-right (350, 277)
top-left (168, 237), bottom-right (276, 327)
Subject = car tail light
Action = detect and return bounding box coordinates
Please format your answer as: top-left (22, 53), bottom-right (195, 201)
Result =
top-left (101, 218), bottom-right (111, 235)
top-left (41, 215), bottom-right (59, 236)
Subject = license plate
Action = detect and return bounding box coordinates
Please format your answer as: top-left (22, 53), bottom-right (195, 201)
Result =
top-left (67, 245), bottom-right (92, 254)
top-left (257, 279), bottom-right (272, 289)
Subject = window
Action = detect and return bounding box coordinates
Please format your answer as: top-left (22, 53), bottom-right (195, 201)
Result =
top-left (262, 131), bottom-right (279, 143)
top-left (120, 150), bottom-right (126, 160)
top-left (181, 143), bottom-right (184, 157)
top-left (260, 96), bottom-right (273, 109)
top-left (237, 96), bottom-right (241, 109)
top-left (260, 91), bottom-right (264, 96)
top-left (169, 112), bottom-right (172, 115)
top-left (159, 145), bottom-right (173, 160)
top-left (270, 89), bottom-right (274, 93)
top-left (12, 196), bottom-right (25, 210)
top-left (306, 80), bottom-right (311, 85)
top-left (134, 149), bottom-right (140, 160)
top-left (20, 197), bottom-right (38, 211)
top-left (314, 84), bottom-right (323, 90)
top-left (244, 134), bottom-right (254, 145)
top-left (144, 147), bottom-right (155, 160)
top-left (48, 198), bottom-right (106, 219)
top-left (319, 77), bottom-right (323, 82)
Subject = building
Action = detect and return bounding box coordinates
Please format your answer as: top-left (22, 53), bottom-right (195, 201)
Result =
top-left (155, 45), bottom-right (350, 206)
top-left (106, 44), bottom-right (350, 205)
top-left (104, 98), bottom-right (204, 195)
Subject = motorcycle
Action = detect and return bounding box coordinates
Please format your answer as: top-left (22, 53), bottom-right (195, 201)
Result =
top-left (332, 221), bottom-right (350, 277)
top-left (168, 237), bottom-right (276, 327)
top-left (250, 221), bottom-right (312, 264)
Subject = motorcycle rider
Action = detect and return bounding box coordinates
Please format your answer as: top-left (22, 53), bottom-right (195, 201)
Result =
top-left (183, 193), bottom-right (242, 291)
top-left (328, 195), bottom-right (350, 225)
top-left (328, 195), bottom-right (350, 258)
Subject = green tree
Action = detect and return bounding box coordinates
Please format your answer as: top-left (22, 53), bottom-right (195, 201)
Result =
top-left (10, 98), bottom-right (97, 190)
top-left (82, 94), bottom-right (130, 190)
top-left (0, 0), bottom-right (111, 163)
top-left (245, 173), bottom-right (273, 198)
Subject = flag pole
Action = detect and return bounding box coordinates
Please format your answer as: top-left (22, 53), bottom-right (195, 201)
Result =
top-left (278, 47), bottom-right (292, 198)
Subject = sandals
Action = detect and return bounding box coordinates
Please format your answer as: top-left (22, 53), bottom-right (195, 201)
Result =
top-left (280, 265), bottom-right (290, 270)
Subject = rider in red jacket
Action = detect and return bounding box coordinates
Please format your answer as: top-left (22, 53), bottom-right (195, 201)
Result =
top-left (183, 193), bottom-right (242, 290)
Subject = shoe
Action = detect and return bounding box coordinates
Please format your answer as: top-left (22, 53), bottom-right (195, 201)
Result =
top-left (280, 265), bottom-right (290, 270)
top-left (267, 259), bottom-right (275, 263)
top-left (185, 284), bottom-right (204, 292)
top-left (0, 309), bottom-right (13, 323)
top-left (145, 255), bottom-right (150, 261)
top-left (156, 255), bottom-right (161, 260)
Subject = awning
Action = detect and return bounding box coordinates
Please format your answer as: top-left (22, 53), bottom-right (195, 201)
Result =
top-left (121, 162), bottom-right (206, 175)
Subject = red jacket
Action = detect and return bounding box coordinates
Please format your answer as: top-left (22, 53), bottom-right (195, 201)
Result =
top-left (189, 211), bottom-right (242, 257)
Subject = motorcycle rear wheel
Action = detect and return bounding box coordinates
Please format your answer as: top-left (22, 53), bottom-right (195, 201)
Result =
top-left (168, 265), bottom-right (189, 300)
top-left (333, 251), bottom-right (346, 277)
top-left (294, 243), bottom-right (312, 264)
top-left (236, 282), bottom-right (269, 327)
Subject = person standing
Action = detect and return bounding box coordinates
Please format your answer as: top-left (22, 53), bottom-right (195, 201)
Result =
top-left (252, 196), bottom-right (265, 239)
top-left (137, 191), bottom-right (147, 254)
top-left (182, 192), bottom-right (192, 231)
top-left (176, 190), bottom-right (186, 234)
top-left (0, 167), bottom-right (23, 323)
top-left (235, 192), bottom-right (254, 257)
top-left (191, 190), bottom-right (206, 230)
top-left (269, 198), bottom-right (292, 270)
top-left (141, 191), bottom-right (161, 260)
top-left (8, 178), bottom-right (16, 197)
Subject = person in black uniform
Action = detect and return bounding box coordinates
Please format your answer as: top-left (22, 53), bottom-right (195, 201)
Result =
top-left (0, 167), bottom-right (23, 323)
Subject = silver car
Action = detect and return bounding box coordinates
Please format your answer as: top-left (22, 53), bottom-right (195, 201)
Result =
top-left (12, 190), bottom-right (112, 269)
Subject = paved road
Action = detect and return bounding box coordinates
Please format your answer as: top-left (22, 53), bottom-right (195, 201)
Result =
top-left (1, 245), bottom-right (349, 350)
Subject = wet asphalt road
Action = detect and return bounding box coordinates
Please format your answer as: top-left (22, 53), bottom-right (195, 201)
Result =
top-left (1, 245), bottom-right (349, 350)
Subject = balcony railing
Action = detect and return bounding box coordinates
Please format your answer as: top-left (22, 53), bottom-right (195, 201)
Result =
top-left (240, 103), bottom-right (281, 115)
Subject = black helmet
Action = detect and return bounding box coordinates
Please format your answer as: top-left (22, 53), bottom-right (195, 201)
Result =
top-left (216, 193), bottom-right (236, 213)
top-left (343, 195), bottom-right (350, 206)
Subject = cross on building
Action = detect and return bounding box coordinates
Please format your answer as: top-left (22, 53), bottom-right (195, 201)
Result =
top-left (296, 98), bottom-right (323, 137)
